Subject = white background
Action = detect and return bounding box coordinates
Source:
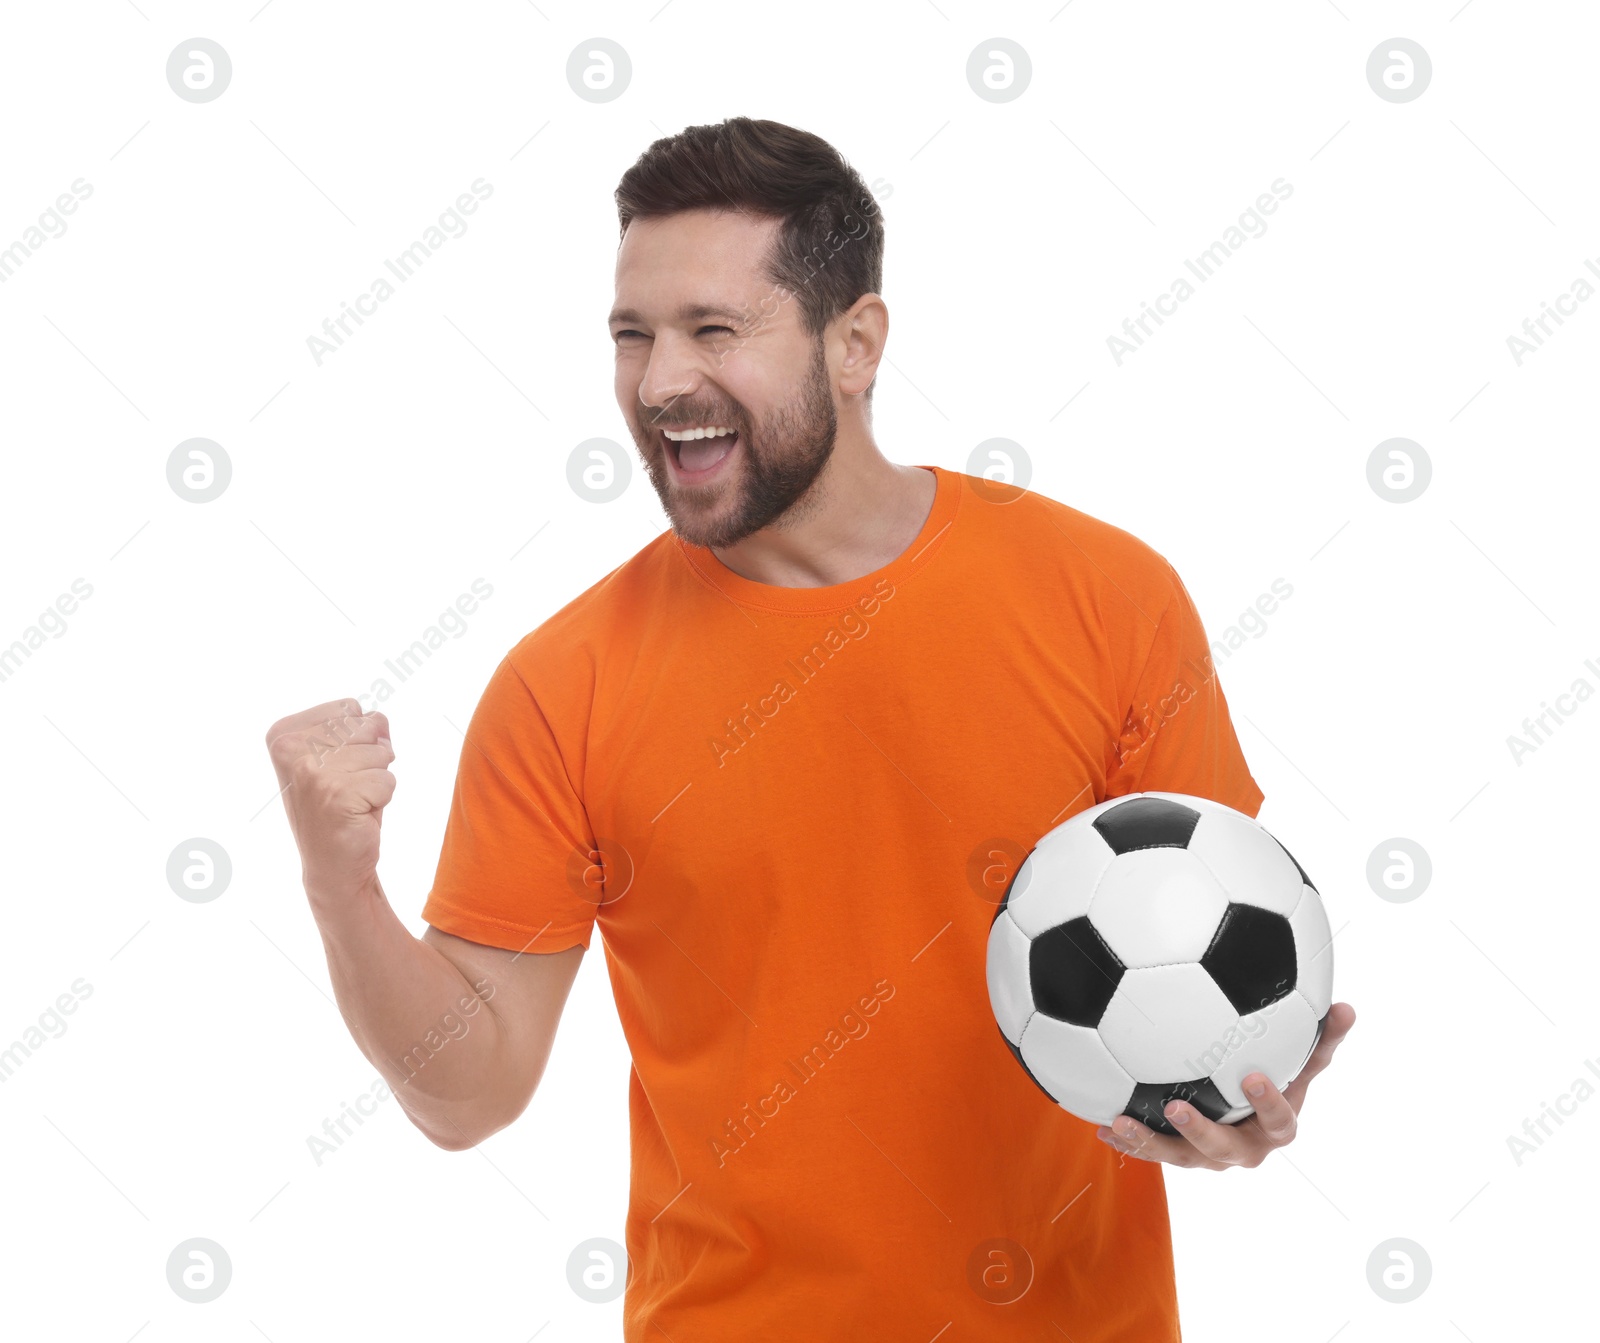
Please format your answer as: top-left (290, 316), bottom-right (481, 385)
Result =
top-left (1, 1), bottom-right (1594, 1339)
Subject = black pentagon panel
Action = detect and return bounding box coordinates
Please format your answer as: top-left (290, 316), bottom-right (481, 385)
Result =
top-left (1274, 836), bottom-right (1318, 894)
top-left (1200, 902), bottom-right (1298, 1015)
top-left (1092, 796), bottom-right (1202, 855)
top-left (1123, 1076), bottom-right (1235, 1136)
top-left (997, 1022), bottom-right (1055, 1102)
top-left (1030, 916), bottom-right (1125, 1027)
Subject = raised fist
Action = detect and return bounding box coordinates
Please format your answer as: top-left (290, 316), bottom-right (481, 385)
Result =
top-left (265, 700), bottom-right (396, 899)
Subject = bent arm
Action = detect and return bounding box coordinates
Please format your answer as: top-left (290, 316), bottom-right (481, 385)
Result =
top-left (309, 876), bottom-right (583, 1150)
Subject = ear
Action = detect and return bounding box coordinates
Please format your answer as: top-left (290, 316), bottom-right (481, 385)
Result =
top-left (835, 294), bottom-right (887, 398)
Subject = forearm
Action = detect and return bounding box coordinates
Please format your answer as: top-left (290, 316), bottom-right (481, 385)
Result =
top-left (306, 876), bottom-right (519, 1148)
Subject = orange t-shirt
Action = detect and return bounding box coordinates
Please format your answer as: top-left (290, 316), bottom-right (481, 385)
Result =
top-left (422, 464), bottom-right (1264, 1340)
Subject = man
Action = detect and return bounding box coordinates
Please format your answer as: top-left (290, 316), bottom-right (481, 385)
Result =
top-left (266, 116), bottom-right (1355, 1339)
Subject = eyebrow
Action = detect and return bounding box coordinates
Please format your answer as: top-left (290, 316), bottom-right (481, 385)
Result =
top-left (607, 303), bottom-right (749, 328)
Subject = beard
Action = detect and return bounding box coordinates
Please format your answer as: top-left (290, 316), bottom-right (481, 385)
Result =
top-left (632, 337), bottom-right (839, 549)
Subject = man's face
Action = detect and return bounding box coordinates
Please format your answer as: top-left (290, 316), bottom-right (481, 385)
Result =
top-left (611, 209), bottom-right (839, 549)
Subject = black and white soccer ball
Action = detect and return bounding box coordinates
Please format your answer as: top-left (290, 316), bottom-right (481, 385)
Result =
top-left (986, 792), bottom-right (1333, 1136)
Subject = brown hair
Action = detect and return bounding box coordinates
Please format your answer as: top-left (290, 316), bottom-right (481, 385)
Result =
top-left (615, 117), bottom-right (886, 397)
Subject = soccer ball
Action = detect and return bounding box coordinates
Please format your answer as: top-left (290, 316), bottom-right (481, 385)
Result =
top-left (986, 792), bottom-right (1333, 1136)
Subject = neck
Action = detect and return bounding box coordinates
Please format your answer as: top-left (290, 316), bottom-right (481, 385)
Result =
top-left (710, 439), bottom-right (937, 589)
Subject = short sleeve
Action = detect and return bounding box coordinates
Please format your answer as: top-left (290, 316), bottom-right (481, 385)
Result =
top-left (1105, 563), bottom-right (1265, 818)
top-left (420, 655), bottom-right (599, 953)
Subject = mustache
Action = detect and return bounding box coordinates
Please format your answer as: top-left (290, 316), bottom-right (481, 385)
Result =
top-left (639, 406), bottom-right (740, 430)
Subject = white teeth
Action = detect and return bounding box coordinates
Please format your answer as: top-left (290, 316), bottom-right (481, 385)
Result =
top-left (662, 425), bottom-right (736, 441)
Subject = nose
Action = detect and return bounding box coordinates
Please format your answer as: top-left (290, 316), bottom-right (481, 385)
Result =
top-left (637, 333), bottom-right (707, 425)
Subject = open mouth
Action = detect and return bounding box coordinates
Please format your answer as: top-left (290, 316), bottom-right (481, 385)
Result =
top-left (662, 428), bottom-right (740, 481)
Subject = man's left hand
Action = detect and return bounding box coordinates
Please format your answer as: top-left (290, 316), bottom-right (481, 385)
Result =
top-left (1097, 1001), bottom-right (1356, 1170)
